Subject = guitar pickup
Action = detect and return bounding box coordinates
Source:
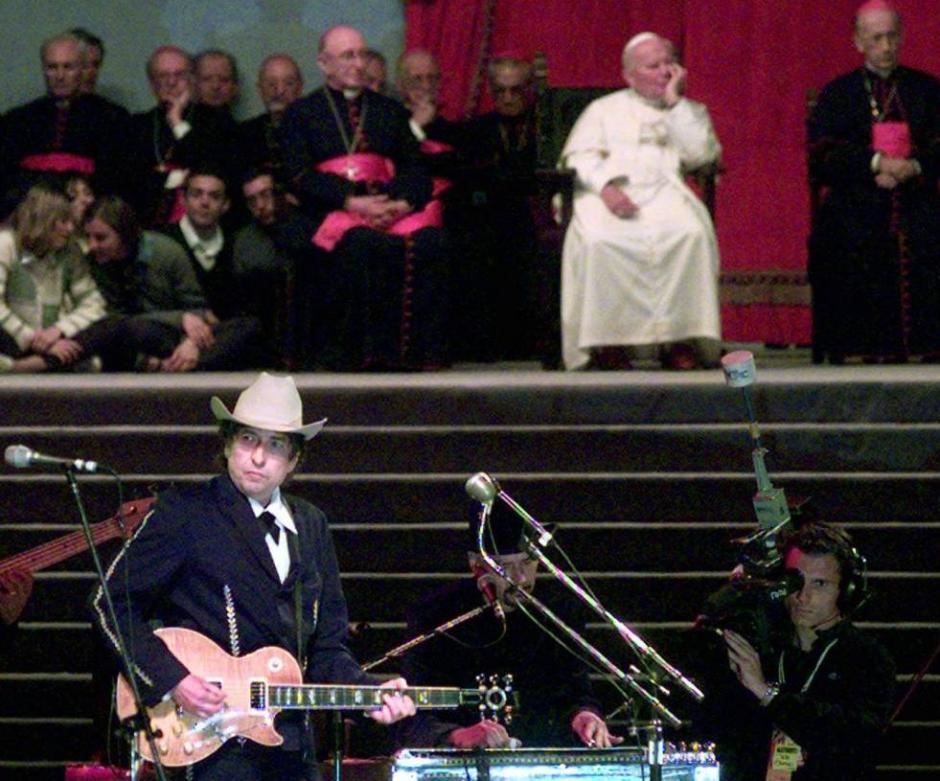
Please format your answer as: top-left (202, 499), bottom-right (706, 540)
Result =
top-left (250, 680), bottom-right (266, 710)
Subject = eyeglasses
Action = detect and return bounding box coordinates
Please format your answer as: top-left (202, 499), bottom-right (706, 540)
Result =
top-left (491, 85), bottom-right (527, 97)
top-left (152, 70), bottom-right (190, 85)
top-left (235, 430), bottom-right (293, 458)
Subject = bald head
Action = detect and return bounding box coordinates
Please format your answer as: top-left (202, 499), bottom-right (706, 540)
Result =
top-left (398, 49), bottom-right (440, 107)
top-left (317, 26), bottom-right (367, 92)
top-left (41, 34), bottom-right (85, 100)
top-left (147, 46), bottom-right (193, 104)
top-left (854, 0), bottom-right (899, 30)
top-left (257, 54), bottom-right (303, 114)
top-left (854, 4), bottom-right (901, 74)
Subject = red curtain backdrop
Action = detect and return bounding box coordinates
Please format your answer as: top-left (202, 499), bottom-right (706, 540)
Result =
top-left (405, 0), bottom-right (940, 345)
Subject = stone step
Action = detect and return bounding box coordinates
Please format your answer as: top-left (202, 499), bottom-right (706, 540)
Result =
top-left (4, 368), bottom-right (940, 426)
top-left (3, 473), bottom-right (940, 525)
top-left (6, 423), bottom-right (940, 474)
top-left (5, 523), bottom-right (937, 574)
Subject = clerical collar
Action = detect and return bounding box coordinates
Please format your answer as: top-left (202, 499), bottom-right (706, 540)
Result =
top-left (343, 88), bottom-right (362, 101)
top-left (865, 63), bottom-right (895, 80)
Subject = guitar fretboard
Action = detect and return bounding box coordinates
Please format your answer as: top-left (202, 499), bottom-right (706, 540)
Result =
top-left (0, 520), bottom-right (119, 575)
top-left (264, 684), bottom-right (469, 710)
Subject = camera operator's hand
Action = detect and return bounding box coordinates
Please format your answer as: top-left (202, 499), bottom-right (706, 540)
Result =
top-left (724, 629), bottom-right (768, 700)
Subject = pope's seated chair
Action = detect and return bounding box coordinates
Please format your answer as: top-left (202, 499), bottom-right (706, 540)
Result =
top-left (530, 51), bottom-right (718, 368)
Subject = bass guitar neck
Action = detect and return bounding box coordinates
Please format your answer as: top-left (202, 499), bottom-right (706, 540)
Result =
top-left (0, 496), bottom-right (154, 576)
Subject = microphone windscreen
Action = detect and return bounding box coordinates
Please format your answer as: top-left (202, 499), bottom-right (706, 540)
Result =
top-left (465, 472), bottom-right (498, 503)
top-left (4, 444), bottom-right (31, 468)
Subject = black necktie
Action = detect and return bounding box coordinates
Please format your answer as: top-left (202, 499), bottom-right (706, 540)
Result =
top-left (259, 510), bottom-right (281, 546)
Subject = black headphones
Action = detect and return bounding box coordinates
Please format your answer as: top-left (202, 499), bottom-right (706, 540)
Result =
top-left (786, 522), bottom-right (870, 615)
top-left (838, 543), bottom-right (869, 614)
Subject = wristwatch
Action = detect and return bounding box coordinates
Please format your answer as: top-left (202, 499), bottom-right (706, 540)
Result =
top-left (759, 682), bottom-right (781, 706)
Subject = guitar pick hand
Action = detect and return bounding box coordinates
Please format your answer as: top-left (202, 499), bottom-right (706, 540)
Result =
top-left (173, 674), bottom-right (227, 718)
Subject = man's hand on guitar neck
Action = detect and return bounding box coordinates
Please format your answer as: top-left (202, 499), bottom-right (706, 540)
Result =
top-left (366, 677), bottom-right (417, 724)
top-left (173, 674), bottom-right (227, 718)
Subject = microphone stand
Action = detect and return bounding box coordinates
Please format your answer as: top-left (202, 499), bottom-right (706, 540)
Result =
top-left (474, 503), bottom-right (687, 727)
top-left (472, 479), bottom-right (704, 703)
top-left (472, 502), bottom-right (684, 781)
top-left (503, 574), bottom-right (682, 728)
top-left (62, 466), bottom-right (168, 781)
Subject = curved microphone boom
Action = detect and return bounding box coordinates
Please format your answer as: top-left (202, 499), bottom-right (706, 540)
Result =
top-left (5, 444), bottom-right (101, 473)
top-left (465, 472), bottom-right (554, 548)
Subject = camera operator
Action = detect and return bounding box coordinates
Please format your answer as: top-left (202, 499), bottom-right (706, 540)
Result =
top-left (696, 522), bottom-right (895, 781)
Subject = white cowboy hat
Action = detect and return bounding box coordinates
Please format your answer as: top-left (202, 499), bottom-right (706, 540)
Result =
top-left (210, 372), bottom-right (326, 440)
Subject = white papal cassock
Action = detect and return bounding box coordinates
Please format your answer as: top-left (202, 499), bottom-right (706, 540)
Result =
top-left (560, 88), bottom-right (722, 370)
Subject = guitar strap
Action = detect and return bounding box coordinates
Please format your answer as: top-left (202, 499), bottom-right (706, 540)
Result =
top-left (289, 529), bottom-right (316, 773)
top-left (288, 530), bottom-right (306, 670)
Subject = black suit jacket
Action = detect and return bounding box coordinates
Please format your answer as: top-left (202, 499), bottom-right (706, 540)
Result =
top-left (91, 474), bottom-right (370, 716)
top-left (278, 87), bottom-right (432, 227)
top-left (128, 103), bottom-right (238, 226)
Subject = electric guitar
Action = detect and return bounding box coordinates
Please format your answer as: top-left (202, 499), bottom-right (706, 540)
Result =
top-left (116, 626), bottom-right (510, 767)
top-left (0, 496), bottom-right (155, 576)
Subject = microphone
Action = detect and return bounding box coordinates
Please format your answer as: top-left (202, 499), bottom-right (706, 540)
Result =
top-left (5, 444), bottom-right (100, 473)
top-left (471, 562), bottom-right (506, 623)
top-left (465, 473), bottom-right (554, 548)
top-left (465, 472), bottom-right (499, 504)
top-left (720, 351), bottom-right (791, 566)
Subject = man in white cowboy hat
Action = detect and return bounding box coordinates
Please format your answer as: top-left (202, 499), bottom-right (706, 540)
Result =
top-left (92, 372), bottom-right (415, 780)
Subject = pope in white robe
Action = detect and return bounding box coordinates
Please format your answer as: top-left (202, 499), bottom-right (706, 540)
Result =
top-left (560, 32), bottom-right (722, 370)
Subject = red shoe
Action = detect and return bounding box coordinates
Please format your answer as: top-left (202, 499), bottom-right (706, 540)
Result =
top-left (664, 344), bottom-right (699, 370)
top-left (590, 347), bottom-right (633, 370)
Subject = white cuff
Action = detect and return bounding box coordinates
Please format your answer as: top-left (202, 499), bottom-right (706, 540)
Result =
top-left (409, 118), bottom-right (427, 142)
top-left (172, 120), bottom-right (192, 140)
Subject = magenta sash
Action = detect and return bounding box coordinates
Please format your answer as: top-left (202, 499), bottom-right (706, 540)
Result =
top-left (157, 162), bottom-right (188, 225)
top-left (418, 140), bottom-right (454, 198)
top-left (167, 189), bottom-right (187, 224)
top-left (316, 152), bottom-right (395, 182)
top-left (312, 153), bottom-right (443, 251)
top-left (420, 139), bottom-right (453, 155)
top-left (20, 152), bottom-right (95, 176)
top-left (872, 121), bottom-right (911, 158)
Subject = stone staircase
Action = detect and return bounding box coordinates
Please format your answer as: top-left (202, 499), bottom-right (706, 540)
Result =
top-left (0, 367), bottom-right (937, 780)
